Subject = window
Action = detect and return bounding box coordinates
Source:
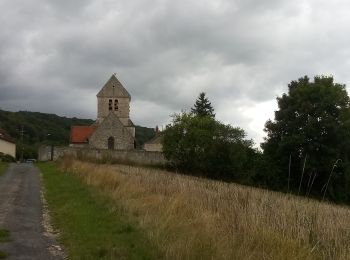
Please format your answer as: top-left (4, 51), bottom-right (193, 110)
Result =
top-left (114, 99), bottom-right (119, 111)
top-left (108, 99), bottom-right (113, 111)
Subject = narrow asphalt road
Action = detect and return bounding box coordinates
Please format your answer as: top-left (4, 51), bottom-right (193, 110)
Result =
top-left (0, 163), bottom-right (63, 260)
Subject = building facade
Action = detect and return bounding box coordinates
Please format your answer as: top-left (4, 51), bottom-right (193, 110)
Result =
top-left (143, 134), bottom-right (163, 152)
top-left (143, 126), bottom-right (163, 152)
top-left (0, 128), bottom-right (16, 158)
top-left (70, 74), bottom-right (135, 150)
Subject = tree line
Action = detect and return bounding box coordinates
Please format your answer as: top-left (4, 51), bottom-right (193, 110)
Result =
top-left (0, 110), bottom-right (155, 159)
top-left (162, 76), bottom-right (350, 204)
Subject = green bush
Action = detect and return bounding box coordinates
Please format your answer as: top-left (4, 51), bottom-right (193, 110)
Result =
top-left (162, 112), bottom-right (256, 179)
top-left (0, 152), bottom-right (15, 162)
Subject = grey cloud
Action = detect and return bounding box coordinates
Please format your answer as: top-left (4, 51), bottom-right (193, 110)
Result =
top-left (2, 0), bottom-right (350, 144)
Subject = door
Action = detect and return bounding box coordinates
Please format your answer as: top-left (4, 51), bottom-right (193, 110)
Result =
top-left (108, 136), bottom-right (115, 150)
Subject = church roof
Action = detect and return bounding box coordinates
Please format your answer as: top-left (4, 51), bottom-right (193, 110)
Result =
top-left (0, 128), bottom-right (15, 144)
top-left (96, 74), bottom-right (131, 99)
top-left (144, 134), bottom-right (163, 144)
top-left (70, 126), bottom-right (97, 143)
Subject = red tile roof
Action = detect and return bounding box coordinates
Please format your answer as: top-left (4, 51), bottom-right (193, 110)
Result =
top-left (0, 128), bottom-right (15, 143)
top-left (70, 126), bottom-right (97, 143)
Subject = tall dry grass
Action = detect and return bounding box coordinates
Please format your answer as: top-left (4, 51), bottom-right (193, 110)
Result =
top-left (59, 158), bottom-right (350, 260)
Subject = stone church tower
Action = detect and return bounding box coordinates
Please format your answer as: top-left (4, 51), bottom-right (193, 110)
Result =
top-left (70, 74), bottom-right (135, 150)
top-left (96, 74), bottom-right (135, 137)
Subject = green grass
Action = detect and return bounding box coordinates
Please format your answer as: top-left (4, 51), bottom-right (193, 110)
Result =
top-left (0, 251), bottom-right (7, 259)
top-left (38, 162), bottom-right (157, 260)
top-left (0, 162), bottom-right (8, 176)
top-left (0, 228), bottom-right (10, 259)
top-left (0, 164), bottom-right (11, 258)
top-left (0, 229), bottom-right (10, 243)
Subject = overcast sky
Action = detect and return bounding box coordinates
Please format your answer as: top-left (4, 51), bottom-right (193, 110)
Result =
top-left (1, 0), bottom-right (350, 146)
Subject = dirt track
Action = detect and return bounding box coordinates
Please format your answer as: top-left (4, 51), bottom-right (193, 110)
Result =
top-left (0, 163), bottom-right (63, 260)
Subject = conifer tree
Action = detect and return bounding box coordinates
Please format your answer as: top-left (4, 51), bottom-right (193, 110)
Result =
top-left (191, 92), bottom-right (215, 117)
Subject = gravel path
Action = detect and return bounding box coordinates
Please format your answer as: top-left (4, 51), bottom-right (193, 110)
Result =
top-left (0, 163), bottom-right (64, 260)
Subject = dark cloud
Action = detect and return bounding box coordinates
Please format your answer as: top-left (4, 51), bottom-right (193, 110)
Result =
top-left (1, 0), bottom-right (350, 144)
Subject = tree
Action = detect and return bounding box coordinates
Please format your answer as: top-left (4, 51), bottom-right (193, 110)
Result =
top-left (191, 92), bottom-right (215, 117)
top-left (262, 76), bottom-right (350, 201)
top-left (162, 112), bottom-right (254, 178)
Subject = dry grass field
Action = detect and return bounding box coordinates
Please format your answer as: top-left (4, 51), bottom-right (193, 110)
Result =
top-left (59, 158), bottom-right (350, 260)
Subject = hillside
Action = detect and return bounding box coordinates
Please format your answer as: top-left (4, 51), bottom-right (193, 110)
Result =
top-left (0, 109), bottom-right (155, 158)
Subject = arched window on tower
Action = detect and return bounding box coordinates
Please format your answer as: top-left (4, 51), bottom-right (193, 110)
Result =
top-left (108, 136), bottom-right (115, 150)
top-left (108, 99), bottom-right (113, 111)
top-left (114, 99), bottom-right (118, 111)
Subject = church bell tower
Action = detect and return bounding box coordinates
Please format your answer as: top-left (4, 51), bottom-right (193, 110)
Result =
top-left (96, 74), bottom-right (135, 137)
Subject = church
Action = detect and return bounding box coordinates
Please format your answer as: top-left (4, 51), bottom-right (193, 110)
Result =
top-left (70, 74), bottom-right (135, 150)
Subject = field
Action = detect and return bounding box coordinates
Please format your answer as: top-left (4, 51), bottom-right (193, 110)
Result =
top-left (52, 158), bottom-right (350, 259)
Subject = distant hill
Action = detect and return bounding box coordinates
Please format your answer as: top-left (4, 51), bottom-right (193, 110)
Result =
top-left (0, 109), bottom-right (155, 159)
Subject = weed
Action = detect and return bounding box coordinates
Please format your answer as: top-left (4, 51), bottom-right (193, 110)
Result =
top-left (0, 163), bottom-right (8, 176)
top-left (0, 250), bottom-right (8, 259)
top-left (322, 159), bottom-right (342, 201)
top-left (298, 154), bottom-right (308, 195)
top-left (0, 229), bottom-right (10, 243)
top-left (0, 229), bottom-right (10, 260)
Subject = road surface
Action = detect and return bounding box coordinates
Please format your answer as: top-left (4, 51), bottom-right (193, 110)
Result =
top-left (0, 163), bottom-right (64, 260)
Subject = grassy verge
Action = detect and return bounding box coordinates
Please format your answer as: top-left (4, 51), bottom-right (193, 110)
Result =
top-left (0, 229), bottom-right (10, 243)
top-left (0, 251), bottom-right (7, 259)
top-left (0, 229), bottom-right (10, 259)
top-left (0, 162), bottom-right (8, 176)
top-left (0, 164), bottom-right (10, 258)
top-left (38, 162), bottom-right (157, 259)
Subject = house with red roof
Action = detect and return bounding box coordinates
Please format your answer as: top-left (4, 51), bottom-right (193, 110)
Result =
top-left (0, 128), bottom-right (16, 158)
top-left (69, 75), bottom-right (135, 150)
top-left (69, 126), bottom-right (97, 148)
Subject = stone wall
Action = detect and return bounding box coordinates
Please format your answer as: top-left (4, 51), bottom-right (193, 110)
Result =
top-left (89, 113), bottom-right (134, 150)
top-left (144, 143), bottom-right (163, 152)
top-left (38, 145), bottom-right (167, 166)
top-left (38, 145), bottom-right (54, 161)
top-left (97, 97), bottom-right (130, 123)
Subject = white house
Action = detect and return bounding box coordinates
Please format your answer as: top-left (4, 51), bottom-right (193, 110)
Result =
top-left (0, 128), bottom-right (16, 158)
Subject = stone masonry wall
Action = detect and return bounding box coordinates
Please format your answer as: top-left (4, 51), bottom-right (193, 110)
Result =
top-left (144, 143), bottom-right (163, 152)
top-left (97, 97), bottom-right (130, 123)
top-left (89, 113), bottom-right (134, 150)
top-left (38, 146), bottom-right (167, 166)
